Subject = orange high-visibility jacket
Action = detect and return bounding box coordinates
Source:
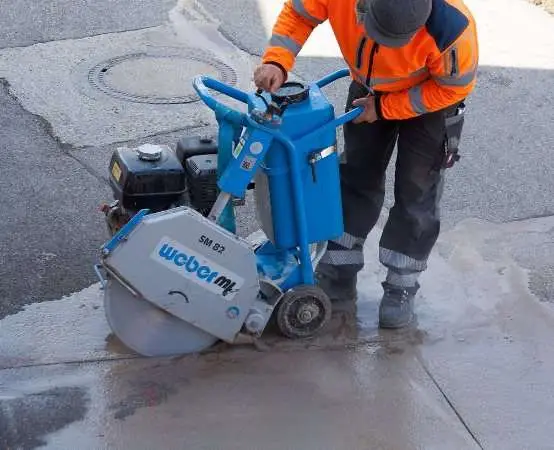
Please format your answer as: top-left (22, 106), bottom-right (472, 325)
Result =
top-left (262, 0), bottom-right (478, 120)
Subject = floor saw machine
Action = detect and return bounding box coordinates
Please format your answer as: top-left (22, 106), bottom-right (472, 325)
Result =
top-left (95, 69), bottom-right (363, 356)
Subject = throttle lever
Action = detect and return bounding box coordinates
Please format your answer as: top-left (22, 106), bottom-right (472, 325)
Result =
top-left (255, 88), bottom-right (285, 119)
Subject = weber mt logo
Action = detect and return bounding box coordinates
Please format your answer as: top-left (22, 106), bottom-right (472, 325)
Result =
top-left (151, 238), bottom-right (244, 299)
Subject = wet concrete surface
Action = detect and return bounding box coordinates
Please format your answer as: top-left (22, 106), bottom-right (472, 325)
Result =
top-left (0, 386), bottom-right (89, 450)
top-left (0, 349), bottom-right (479, 450)
top-left (1, 216), bottom-right (553, 449)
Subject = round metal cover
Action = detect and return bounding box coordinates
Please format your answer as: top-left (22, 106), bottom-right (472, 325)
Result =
top-left (88, 48), bottom-right (237, 104)
top-left (104, 279), bottom-right (218, 356)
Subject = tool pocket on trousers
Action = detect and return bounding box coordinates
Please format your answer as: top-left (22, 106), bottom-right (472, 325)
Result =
top-left (442, 102), bottom-right (466, 168)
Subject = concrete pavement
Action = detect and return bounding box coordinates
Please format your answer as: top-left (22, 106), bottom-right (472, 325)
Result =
top-left (2, 215), bottom-right (554, 449)
top-left (1, 0), bottom-right (554, 448)
top-left (0, 347), bottom-right (480, 450)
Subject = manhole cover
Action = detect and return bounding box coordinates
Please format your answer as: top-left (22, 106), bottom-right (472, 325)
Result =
top-left (88, 48), bottom-right (237, 104)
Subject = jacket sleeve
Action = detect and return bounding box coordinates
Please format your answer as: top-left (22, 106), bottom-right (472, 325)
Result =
top-left (262, 0), bottom-right (328, 74)
top-left (379, 25), bottom-right (479, 120)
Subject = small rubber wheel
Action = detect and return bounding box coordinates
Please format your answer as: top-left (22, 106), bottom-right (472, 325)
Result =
top-left (276, 285), bottom-right (332, 339)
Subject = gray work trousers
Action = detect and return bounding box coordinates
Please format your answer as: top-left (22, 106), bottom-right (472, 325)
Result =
top-left (318, 81), bottom-right (465, 287)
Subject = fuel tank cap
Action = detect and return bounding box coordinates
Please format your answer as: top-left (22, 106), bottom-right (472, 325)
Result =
top-left (271, 82), bottom-right (309, 105)
top-left (137, 144), bottom-right (163, 161)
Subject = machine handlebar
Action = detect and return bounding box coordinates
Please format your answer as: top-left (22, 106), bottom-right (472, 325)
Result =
top-left (314, 68), bottom-right (350, 88)
top-left (314, 68), bottom-right (364, 126)
top-left (193, 69), bottom-right (364, 133)
top-left (193, 76), bottom-right (249, 114)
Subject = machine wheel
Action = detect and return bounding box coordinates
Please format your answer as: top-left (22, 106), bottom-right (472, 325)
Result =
top-left (276, 285), bottom-right (332, 339)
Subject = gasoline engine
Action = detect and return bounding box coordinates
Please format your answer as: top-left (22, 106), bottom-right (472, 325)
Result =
top-left (101, 136), bottom-right (219, 235)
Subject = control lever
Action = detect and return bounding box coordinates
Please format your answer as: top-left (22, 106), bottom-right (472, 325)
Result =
top-left (255, 89), bottom-right (287, 119)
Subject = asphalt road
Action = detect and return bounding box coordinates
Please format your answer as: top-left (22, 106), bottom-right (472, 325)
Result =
top-left (0, 0), bottom-right (173, 318)
top-left (0, 0), bottom-right (176, 48)
top-left (0, 82), bottom-right (111, 319)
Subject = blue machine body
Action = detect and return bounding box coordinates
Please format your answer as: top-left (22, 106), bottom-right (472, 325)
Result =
top-left (191, 69), bottom-right (361, 290)
top-left (247, 85), bottom-right (343, 249)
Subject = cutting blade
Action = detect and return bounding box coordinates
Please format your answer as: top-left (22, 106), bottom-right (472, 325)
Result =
top-left (104, 279), bottom-right (218, 356)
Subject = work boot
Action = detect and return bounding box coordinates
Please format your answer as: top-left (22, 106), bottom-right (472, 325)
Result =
top-left (315, 271), bottom-right (357, 302)
top-left (378, 282), bottom-right (419, 329)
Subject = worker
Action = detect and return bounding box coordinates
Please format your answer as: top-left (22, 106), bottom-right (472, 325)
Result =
top-left (254, 0), bottom-right (479, 328)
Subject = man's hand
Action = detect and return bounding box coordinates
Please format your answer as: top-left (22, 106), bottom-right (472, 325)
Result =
top-left (253, 64), bottom-right (286, 93)
top-left (352, 95), bottom-right (379, 124)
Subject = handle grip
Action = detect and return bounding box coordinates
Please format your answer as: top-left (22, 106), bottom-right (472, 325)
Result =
top-left (194, 70), bottom-right (363, 144)
top-left (332, 106), bottom-right (364, 128)
top-left (293, 106), bottom-right (363, 148)
top-left (315, 68), bottom-right (350, 88)
top-left (193, 76), bottom-right (249, 112)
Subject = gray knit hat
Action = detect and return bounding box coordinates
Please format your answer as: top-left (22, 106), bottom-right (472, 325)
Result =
top-left (360, 0), bottom-right (432, 48)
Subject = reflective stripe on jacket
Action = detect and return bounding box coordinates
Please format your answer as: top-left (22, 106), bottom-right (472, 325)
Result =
top-left (262, 0), bottom-right (479, 120)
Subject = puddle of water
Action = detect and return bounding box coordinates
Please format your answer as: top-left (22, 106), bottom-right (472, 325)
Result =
top-left (0, 386), bottom-right (89, 450)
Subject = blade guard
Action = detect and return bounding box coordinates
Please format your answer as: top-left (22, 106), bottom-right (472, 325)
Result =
top-left (101, 206), bottom-right (260, 344)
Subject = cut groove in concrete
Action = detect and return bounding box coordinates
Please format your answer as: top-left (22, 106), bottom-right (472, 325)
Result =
top-left (416, 355), bottom-right (485, 449)
top-left (88, 48), bottom-right (237, 104)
